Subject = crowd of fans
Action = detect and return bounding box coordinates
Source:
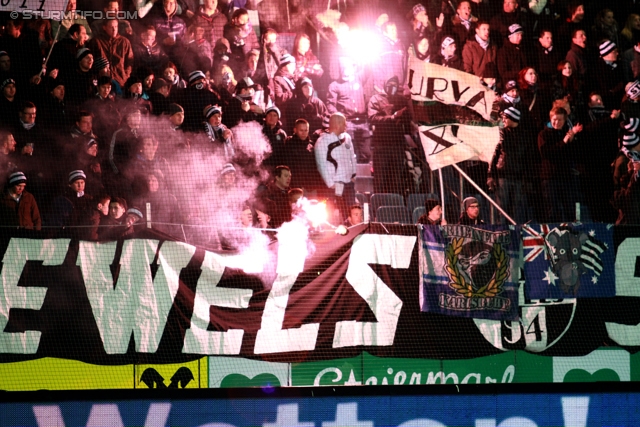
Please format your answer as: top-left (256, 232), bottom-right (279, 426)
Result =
top-left (1, 0), bottom-right (640, 247)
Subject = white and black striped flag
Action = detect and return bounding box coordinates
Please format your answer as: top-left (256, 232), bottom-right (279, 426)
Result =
top-left (580, 237), bottom-right (607, 276)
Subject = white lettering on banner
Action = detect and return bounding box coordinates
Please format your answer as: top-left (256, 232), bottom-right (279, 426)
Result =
top-left (474, 301), bottom-right (576, 353)
top-left (315, 364), bottom-right (514, 386)
top-left (254, 273), bottom-right (320, 354)
top-left (475, 418), bottom-right (538, 427)
top-left (143, 403), bottom-right (172, 427)
top-left (614, 238), bottom-right (640, 296)
top-left (426, 371), bottom-right (458, 384)
top-left (398, 420), bottom-right (447, 427)
top-left (33, 405), bottom-right (65, 427)
top-left (322, 403), bottom-right (373, 427)
top-left (520, 307), bottom-right (548, 352)
top-left (183, 250), bottom-right (251, 354)
top-left (561, 397), bottom-right (589, 427)
top-left (77, 240), bottom-right (195, 354)
top-left (254, 223), bottom-right (319, 354)
top-left (394, 370), bottom-right (407, 384)
top-left (33, 403), bottom-right (172, 427)
top-left (21, 10), bottom-right (138, 19)
top-left (86, 404), bottom-right (124, 427)
top-left (502, 365), bottom-right (515, 383)
top-left (263, 403), bottom-right (314, 427)
top-left (408, 57), bottom-right (497, 120)
top-left (333, 235), bottom-right (416, 348)
top-left (0, 238), bottom-right (69, 353)
top-left (410, 372), bottom-right (421, 384)
top-left (607, 238), bottom-right (640, 345)
top-left (0, 0), bottom-right (67, 12)
top-left (605, 322), bottom-right (640, 346)
top-left (314, 367), bottom-right (343, 386)
top-left (28, 399), bottom-right (592, 427)
top-left (462, 373), bottom-right (481, 384)
top-left (344, 369), bottom-right (362, 385)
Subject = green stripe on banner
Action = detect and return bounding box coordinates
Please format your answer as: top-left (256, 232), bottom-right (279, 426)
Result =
top-left (0, 351), bottom-right (635, 390)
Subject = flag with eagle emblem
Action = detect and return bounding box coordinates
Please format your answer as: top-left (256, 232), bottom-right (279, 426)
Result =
top-left (419, 224), bottom-right (521, 320)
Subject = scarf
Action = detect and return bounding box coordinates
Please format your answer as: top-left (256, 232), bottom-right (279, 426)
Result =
top-left (20, 120), bottom-right (35, 130)
top-left (482, 81), bottom-right (496, 91)
top-left (9, 192), bottom-right (20, 202)
top-left (415, 48), bottom-right (430, 62)
top-left (205, 122), bottom-right (227, 140)
top-left (543, 45), bottom-right (553, 54)
top-left (282, 75), bottom-right (295, 90)
top-left (502, 93), bottom-right (521, 105)
top-left (76, 191), bottom-right (84, 198)
top-left (71, 126), bottom-right (91, 137)
top-left (605, 60), bottom-right (617, 69)
top-left (235, 22), bottom-right (252, 40)
top-left (475, 34), bottom-right (489, 50)
top-left (588, 106), bottom-right (609, 122)
top-left (205, 122), bottom-right (234, 159)
top-left (458, 15), bottom-right (471, 30)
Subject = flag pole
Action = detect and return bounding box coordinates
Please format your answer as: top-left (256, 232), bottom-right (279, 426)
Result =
top-left (42, 0), bottom-right (72, 76)
top-left (438, 169), bottom-right (446, 222)
top-left (449, 162), bottom-right (517, 226)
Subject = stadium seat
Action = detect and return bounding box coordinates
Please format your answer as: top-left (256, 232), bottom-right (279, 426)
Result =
top-left (376, 206), bottom-right (412, 224)
top-left (355, 193), bottom-right (368, 206)
top-left (412, 206), bottom-right (426, 224)
top-left (407, 193), bottom-right (439, 217)
top-left (370, 193), bottom-right (404, 220)
top-left (355, 176), bottom-right (374, 194)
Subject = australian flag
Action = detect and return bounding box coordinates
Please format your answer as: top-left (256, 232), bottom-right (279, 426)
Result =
top-left (523, 223), bottom-right (614, 299)
top-left (419, 224), bottom-right (521, 321)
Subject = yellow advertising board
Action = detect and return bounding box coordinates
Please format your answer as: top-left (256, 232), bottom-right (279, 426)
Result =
top-left (0, 358), bottom-right (207, 391)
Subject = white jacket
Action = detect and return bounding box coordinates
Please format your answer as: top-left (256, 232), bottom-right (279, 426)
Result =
top-left (314, 132), bottom-right (357, 189)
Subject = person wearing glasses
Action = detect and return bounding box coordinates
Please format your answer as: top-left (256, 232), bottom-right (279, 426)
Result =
top-left (458, 196), bottom-right (485, 225)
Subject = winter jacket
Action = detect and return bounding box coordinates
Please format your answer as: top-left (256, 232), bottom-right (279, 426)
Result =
top-left (193, 8), bottom-right (228, 49)
top-left (489, 126), bottom-right (531, 180)
top-left (497, 40), bottom-right (527, 83)
top-left (462, 39), bottom-right (498, 77)
top-left (88, 33), bottom-right (134, 86)
top-left (314, 131), bottom-right (356, 189)
top-left (326, 79), bottom-right (366, 120)
top-left (0, 190), bottom-right (41, 230)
